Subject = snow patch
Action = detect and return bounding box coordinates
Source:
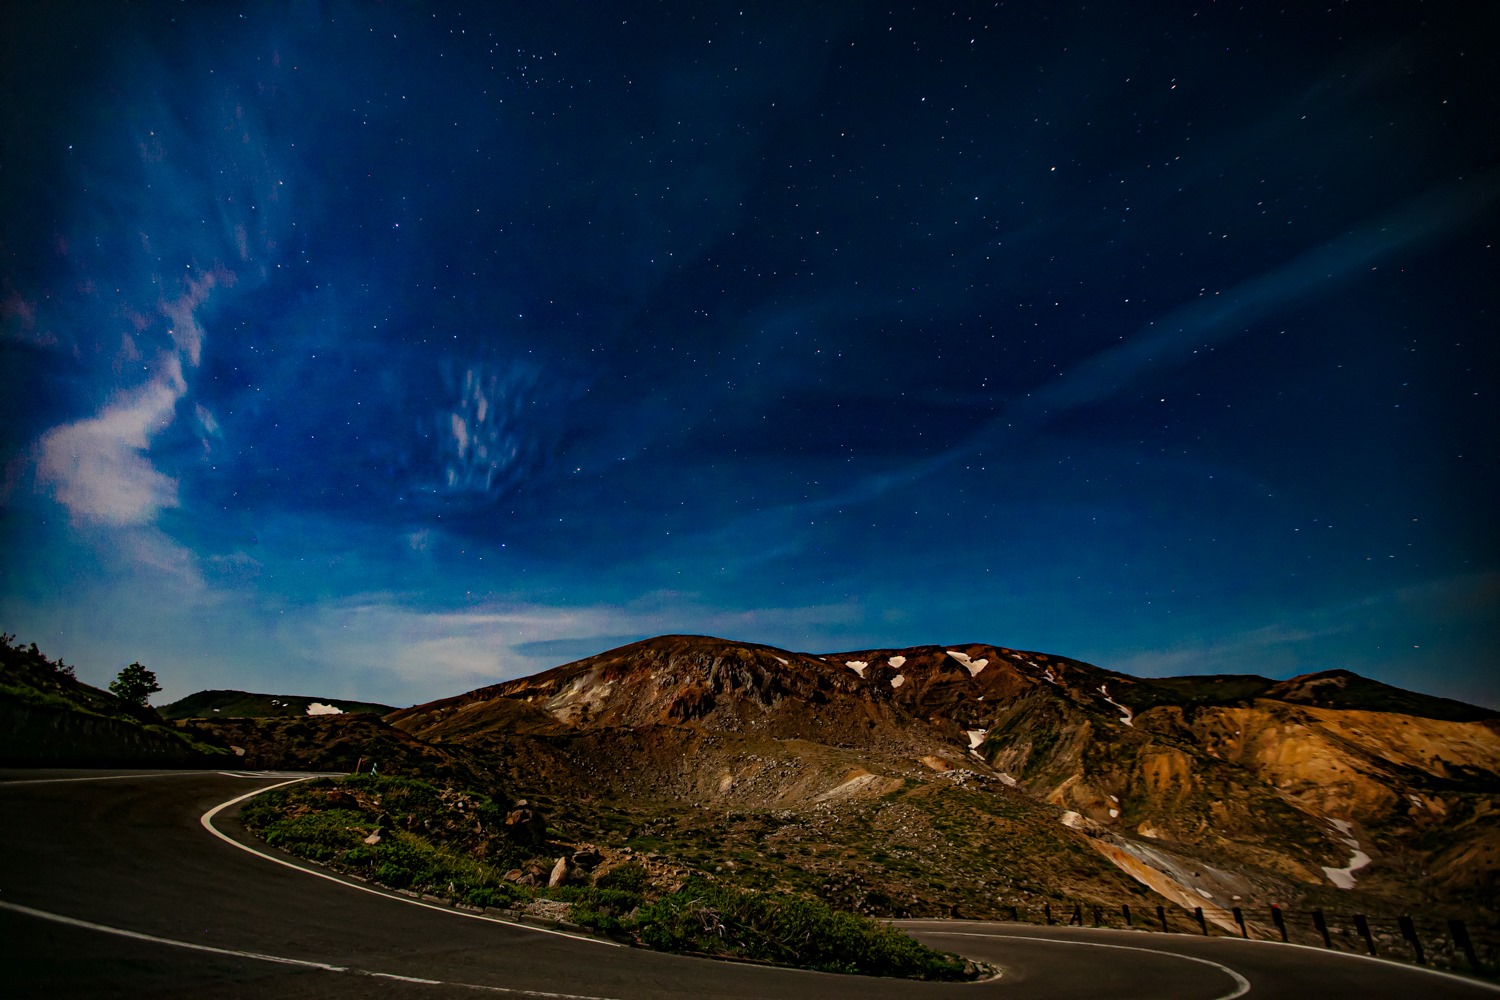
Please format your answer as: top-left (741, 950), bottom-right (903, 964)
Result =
top-left (965, 728), bottom-right (987, 749)
top-left (1060, 811), bottom-right (1083, 829)
top-left (1109, 808), bottom-right (1120, 818)
top-left (946, 650), bottom-right (988, 676)
top-left (845, 660), bottom-right (868, 677)
top-left (888, 655), bottom-right (906, 668)
top-left (306, 702), bottom-right (343, 716)
top-left (1196, 888), bottom-right (1214, 900)
top-left (774, 656), bottom-right (788, 665)
top-left (1322, 819), bottom-right (1372, 889)
top-left (1098, 684), bottom-right (1134, 727)
top-left (998, 773), bottom-right (1017, 787)
top-left (891, 674), bottom-right (906, 689)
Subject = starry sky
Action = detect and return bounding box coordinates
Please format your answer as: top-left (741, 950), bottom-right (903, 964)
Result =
top-left (2, 2), bottom-right (1496, 709)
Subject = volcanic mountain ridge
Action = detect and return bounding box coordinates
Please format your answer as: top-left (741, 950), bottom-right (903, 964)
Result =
top-left (386, 635), bottom-right (1499, 929)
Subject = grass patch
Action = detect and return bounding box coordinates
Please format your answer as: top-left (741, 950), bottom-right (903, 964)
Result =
top-left (637, 877), bottom-right (969, 979)
top-left (242, 776), bottom-right (978, 981)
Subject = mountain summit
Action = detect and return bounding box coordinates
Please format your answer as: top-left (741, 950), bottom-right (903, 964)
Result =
top-left (385, 635), bottom-right (1499, 927)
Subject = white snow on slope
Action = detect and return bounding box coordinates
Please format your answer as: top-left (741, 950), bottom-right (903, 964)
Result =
top-left (947, 650), bottom-right (988, 676)
top-left (1322, 819), bottom-right (1372, 889)
top-left (774, 656), bottom-right (788, 665)
top-left (888, 655), bottom-right (906, 668)
top-left (306, 702), bottom-right (343, 716)
top-left (891, 674), bottom-right (906, 689)
top-left (1098, 684), bottom-right (1134, 726)
top-left (966, 728), bottom-right (987, 749)
top-left (845, 660), bottom-right (868, 677)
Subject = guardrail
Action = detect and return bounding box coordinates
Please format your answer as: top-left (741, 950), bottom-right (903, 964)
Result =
top-left (994, 901), bottom-right (1494, 977)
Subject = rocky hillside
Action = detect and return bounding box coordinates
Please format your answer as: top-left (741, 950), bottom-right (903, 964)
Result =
top-left (387, 635), bottom-right (1499, 928)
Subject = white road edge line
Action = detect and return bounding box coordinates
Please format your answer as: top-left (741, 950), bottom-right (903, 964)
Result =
top-left (926, 932), bottom-right (1252, 1000)
top-left (0, 770), bottom-right (324, 786)
top-left (905, 920), bottom-right (1500, 994)
top-left (199, 777), bottom-right (622, 948)
top-left (0, 771), bottom-right (208, 785)
top-left (0, 899), bottom-right (625, 999)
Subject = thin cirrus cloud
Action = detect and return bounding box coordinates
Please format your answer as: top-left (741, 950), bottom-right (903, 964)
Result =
top-left (35, 271), bottom-right (226, 526)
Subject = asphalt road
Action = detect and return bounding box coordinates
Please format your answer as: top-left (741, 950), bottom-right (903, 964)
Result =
top-left (1, 769), bottom-right (1494, 999)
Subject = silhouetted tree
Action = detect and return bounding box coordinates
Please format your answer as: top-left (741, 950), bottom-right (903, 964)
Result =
top-left (109, 662), bottom-right (161, 706)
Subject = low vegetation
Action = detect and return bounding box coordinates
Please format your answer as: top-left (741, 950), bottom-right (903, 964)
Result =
top-left (241, 775), bottom-right (976, 981)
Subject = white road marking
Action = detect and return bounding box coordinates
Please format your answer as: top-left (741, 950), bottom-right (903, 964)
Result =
top-left (200, 779), bottom-right (621, 948)
top-left (0, 770), bottom-right (327, 786)
top-left (904, 921), bottom-right (1500, 994)
top-left (925, 931), bottom-right (1251, 999)
top-left (0, 771), bottom-right (205, 785)
top-left (0, 899), bottom-right (625, 998)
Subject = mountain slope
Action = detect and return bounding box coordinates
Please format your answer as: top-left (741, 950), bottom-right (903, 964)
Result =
top-left (0, 635), bottom-right (232, 767)
top-left (387, 635), bottom-right (1499, 925)
top-left (159, 689), bottom-right (396, 720)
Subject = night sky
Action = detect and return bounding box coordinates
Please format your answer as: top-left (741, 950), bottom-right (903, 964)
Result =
top-left (2, 2), bottom-right (1496, 709)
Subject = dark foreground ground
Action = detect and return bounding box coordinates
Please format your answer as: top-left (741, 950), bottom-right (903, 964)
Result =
top-left (1, 769), bottom-right (1495, 999)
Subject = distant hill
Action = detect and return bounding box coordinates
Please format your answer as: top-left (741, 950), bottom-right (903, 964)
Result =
top-left (159, 689), bottom-right (396, 720)
top-left (0, 634), bottom-right (232, 767)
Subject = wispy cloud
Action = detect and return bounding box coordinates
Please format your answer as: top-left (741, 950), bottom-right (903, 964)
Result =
top-left (34, 271), bottom-right (226, 526)
top-left (273, 591), bottom-right (866, 703)
top-left (1109, 572), bottom-right (1500, 691)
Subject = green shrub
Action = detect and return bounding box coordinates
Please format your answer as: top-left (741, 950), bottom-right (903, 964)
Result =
top-left (634, 878), bottom-right (967, 980)
top-left (595, 862), bottom-right (648, 893)
top-left (465, 884), bottom-right (521, 909)
top-left (258, 809), bottom-right (369, 861)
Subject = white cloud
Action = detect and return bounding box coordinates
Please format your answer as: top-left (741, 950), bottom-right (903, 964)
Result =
top-left (36, 369), bottom-right (183, 525)
top-left (276, 592), bottom-right (868, 704)
top-left (33, 272), bottom-right (224, 527)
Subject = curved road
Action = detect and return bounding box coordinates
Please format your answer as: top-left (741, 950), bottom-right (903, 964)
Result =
top-left (0, 770), bottom-right (1493, 999)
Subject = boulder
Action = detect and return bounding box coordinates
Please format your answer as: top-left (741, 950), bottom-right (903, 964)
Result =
top-left (548, 856), bottom-right (571, 888)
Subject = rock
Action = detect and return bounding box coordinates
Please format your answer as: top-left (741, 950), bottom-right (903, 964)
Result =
top-left (571, 849), bottom-right (604, 870)
top-left (503, 869), bottom-right (524, 882)
top-left (548, 856), bottom-right (571, 888)
top-left (504, 805), bottom-right (547, 844)
top-left (363, 831), bottom-right (382, 845)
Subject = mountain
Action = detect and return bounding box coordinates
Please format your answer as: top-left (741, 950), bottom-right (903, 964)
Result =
top-left (385, 635), bottom-right (1499, 929)
top-left (159, 689), bottom-right (396, 720)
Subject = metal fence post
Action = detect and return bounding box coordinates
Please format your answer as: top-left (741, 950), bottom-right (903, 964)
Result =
top-left (1398, 915), bottom-right (1424, 965)
top-left (1354, 914), bottom-right (1377, 956)
top-left (1449, 919), bottom-right (1480, 974)
top-left (1044, 902), bottom-right (1054, 926)
top-left (1312, 909), bottom-right (1332, 949)
top-left (1195, 907), bottom-right (1207, 935)
top-left (1122, 903), bottom-right (1132, 927)
top-left (1157, 904), bottom-right (1169, 932)
top-left (1232, 906), bottom-right (1247, 938)
top-left (1271, 904), bottom-right (1287, 943)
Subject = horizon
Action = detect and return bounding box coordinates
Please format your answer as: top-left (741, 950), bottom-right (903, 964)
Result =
top-left (2, 3), bottom-right (1495, 710)
top-left (28, 630), bottom-right (1496, 715)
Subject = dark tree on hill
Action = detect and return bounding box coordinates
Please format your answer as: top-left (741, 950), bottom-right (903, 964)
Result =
top-left (109, 662), bottom-right (161, 707)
